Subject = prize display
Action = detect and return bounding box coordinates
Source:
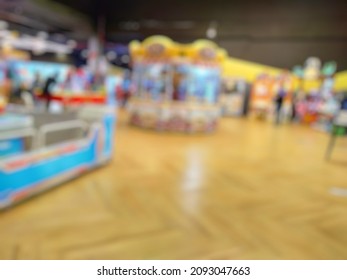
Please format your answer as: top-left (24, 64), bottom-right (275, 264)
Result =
top-left (128, 36), bottom-right (226, 133)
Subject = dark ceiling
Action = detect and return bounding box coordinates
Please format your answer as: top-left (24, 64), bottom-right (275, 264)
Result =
top-left (0, 0), bottom-right (92, 38)
top-left (2, 0), bottom-right (347, 70)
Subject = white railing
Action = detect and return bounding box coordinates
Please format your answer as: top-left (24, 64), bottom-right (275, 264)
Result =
top-left (36, 120), bottom-right (89, 148)
top-left (0, 128), bottom-right (37, 150)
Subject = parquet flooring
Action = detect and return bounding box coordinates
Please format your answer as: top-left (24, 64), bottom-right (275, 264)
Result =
top-left (1, 110), bottom-right (347, 259)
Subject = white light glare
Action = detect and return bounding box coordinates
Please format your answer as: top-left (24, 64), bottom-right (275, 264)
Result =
top-left (106, 51), bottom-right (117, 61)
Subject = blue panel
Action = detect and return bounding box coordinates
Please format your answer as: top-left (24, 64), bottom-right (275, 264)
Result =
top-left (103, 116), bottom-right (116, 156)
top-left (0, 134), bottom-right (97, 193)
top-left (0, 138), bottom-right (24, 158)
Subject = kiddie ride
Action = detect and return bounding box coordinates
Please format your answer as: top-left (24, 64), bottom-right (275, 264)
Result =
top-left (128, 36), bottom-right (227, 133)
top-left (0, 62), bottom-right (117, 210)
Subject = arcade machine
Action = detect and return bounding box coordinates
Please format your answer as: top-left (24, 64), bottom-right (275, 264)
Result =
top-left (250, 73), bottom-right (274, 120)
top-left (128, 36), bottom-right (226, 133)
top-left (249, 72), bottom-right (293, 122)
top-left (219, 76), bottom-right (247, 117)
top-left (292, 58), bottom-right (339, 131)
top-left (0, 59), bottom-right (117, 210)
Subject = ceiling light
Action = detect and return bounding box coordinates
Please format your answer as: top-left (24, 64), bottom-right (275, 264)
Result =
top-left (143, 20), bottom-right (160, 28)
top-left (173, 21), bottom-right (195, 29)
top-left (206, 21), bottom-right (218, 39)
top-left (37, 31), bottom-right (48, 39)
top-left (121, 55), bottom-right (130, 64)
top-left (33, 39), bottom-right (46, 55)
top-left (67, 39), bottom-right (77, 48)
top-left (53, 33), bottom-right (65, 42)
top-left (206, 27), bottom-right (217, 39)
top-left (106, 51), bottom-right (117, 61)
top-left (81, 49), bottom-right (88, 59)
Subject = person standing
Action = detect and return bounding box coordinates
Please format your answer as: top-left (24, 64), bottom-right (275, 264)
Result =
top-left (274, 82), bottom-right (287, 125)
top-left (42, 73), bottom-right (58, 111)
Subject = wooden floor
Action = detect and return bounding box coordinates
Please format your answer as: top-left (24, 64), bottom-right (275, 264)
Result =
top-left (1, 110), bottom-right (347, 260)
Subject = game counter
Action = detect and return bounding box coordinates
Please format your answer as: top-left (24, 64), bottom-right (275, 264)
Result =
top-left (0, 113), bottom-right (35, 158)
top-left (0, 59), bottom-right (118, 209)
top-left (0, 104), bottom-right (117, 210)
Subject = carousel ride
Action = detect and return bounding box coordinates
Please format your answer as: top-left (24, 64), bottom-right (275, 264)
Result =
top-left (128, 36), bottom-right (227, 133)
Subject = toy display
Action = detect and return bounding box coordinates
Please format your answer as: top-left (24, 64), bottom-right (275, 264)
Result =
top-left (292, 58), bottom-right (339, 131)
top-left (219, 76), bottom-right (247, 116)
top-left (128, 36), bottom-right (226, 133)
